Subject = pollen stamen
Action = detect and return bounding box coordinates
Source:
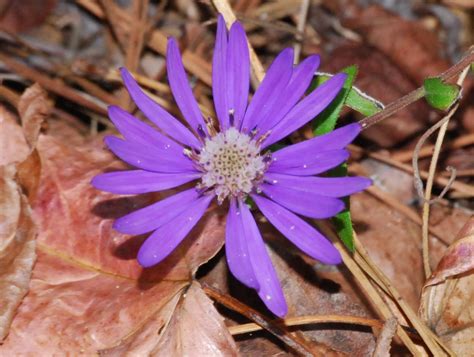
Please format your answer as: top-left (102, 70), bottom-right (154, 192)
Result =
top-left (196, 127), bottom-right (267, 202)
top-left (204, 116), bottom-right (218, 136)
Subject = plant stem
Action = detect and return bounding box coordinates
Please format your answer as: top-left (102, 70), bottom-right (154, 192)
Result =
top-left (359, 47), bottom-right (474, 129)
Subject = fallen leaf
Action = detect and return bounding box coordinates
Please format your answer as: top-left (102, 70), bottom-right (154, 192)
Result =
top-left (0, 107), bottom-right (29, 166)
top-left (420, 218), bottom-right (474, 356)
top-left (0, 0), bottom-right (57, 33)
top-left (0, 165), bottom-right (36, 341)
top-left (0, 132), bottom-right (234, 354)
top-left (16, 84), bottom-right (49, 204)
top-left (0, 84), bottom-right (48, 341)
top-left (342, 5), bottom-right (450, 83)
top-left (325, 44), bottom-right (430, 147)
top-left (351, 192), bottom-right (424, 309)
top-left (17, 84), bottom-right (49, 150)
top-left (101, 282), bottom-right (238, 356)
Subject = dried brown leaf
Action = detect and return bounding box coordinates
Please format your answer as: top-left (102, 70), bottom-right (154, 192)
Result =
top-left (352, 192), bottom-right (424, 309)
top-left (325, 44), bottom-right (429, 147)
top-left (101, 282), bottom-right (238, 356)
top-left (0, 0), bottom-right (57, 33)
top-left (0, 165), bottom-right (36, 341)
top-left (0, 84), bottom-right (48, 341)
top-left (0, 107), bottom-right (29, 166)
top-left (16, 84), bottom-right (49, 203)
top-left (17, 84), bottom-right (49, 150)
top-left (420, 218), bottom-right (474, 355)
top-left (343, 5), bottom-right (450, 83)
top-left (0, 133), bottom-right (233, 354)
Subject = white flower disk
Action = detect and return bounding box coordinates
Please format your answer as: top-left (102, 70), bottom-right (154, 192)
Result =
top-left (198, 127), bottom-right (266, 202)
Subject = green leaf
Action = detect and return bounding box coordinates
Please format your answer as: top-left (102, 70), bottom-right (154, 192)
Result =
top-left (345, 88), bottom-right (383, 116)
top-left (333, 209), bottom-right (354, 252)
top-left (312, 65), bottom-right (358, 136)
top-left (309, 67), bottom-right (361, 251)
top-left (423, 77), bottom-right (460, 110)
top-left (328, 163), bottom-right (354, 252)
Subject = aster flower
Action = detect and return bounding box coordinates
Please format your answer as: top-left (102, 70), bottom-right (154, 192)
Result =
top-left (92, 15), bottom-right (371, 317)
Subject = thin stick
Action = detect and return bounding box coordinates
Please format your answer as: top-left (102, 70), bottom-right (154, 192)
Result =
top-left (349, 145), bottom-right (474, 197)
top-left (122, 0), bottom-right (149, 110)
top-left (359, 47), bottom-right (474, 129)
top-left (415, 109), bottom-right (457, 277)
top-left (293, 0), bottom-right (310, 64)
top-left (392, 133), bottom-right (474, 162)
top-left (0, 53), bottom-right (107, 116)
top-left (316, 222), bottom-right (421, 356)
top-left (354, 235), bottom-right (455, 356)
top-left (202, 284), bottom-right (323, 356)
top-left (372, 317), bottom-right (398, 357)
top-left (416, 65), bottom-right (471, 278)
top-left (211, 0), bottom-right (265, 86)
top-left (124, 0), bottom-right (149, 72)
top-left (228, 314), bottom-right (386, 335)
top-left (76, 0), bottom-right (213, 86)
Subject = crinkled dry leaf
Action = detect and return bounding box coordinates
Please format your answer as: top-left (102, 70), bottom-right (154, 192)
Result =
top-left (16, 84), bottom-right (49, 203)
top-left (0, 133), bottom-right (232, 354)
top-left (0, 85), bottom-right (48, 341)
top-left (0, 107), bottom-right (29, 166)
top-left (0, 165), bottom-right (36, 341)
top-left (101, 282), bottom-right (238, 356)
top-left (420, 218), bottom-right (474, 356)
top-left (17, 84), bottom-right (49, 151)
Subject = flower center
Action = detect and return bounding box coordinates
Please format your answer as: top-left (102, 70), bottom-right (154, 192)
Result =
top-left (197, 127), bottom-right (267, 203)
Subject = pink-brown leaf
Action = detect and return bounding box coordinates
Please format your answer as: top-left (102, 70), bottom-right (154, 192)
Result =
top-left (0, 165), bottom-right (36, 341)
top-left (1, 129), bottom-right (228, 353)
top-left (100, 282), bottom-right (238, 356)
top-left (420, 218), bottom-right (474, 356)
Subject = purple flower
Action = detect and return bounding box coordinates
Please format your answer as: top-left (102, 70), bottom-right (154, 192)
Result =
top-left (92, 16), bottom-right (371, 317)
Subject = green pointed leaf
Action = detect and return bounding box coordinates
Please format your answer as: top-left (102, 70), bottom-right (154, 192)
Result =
top-left (312, 65), bottom-right (358, 136)
top-left (307, 65), bottom-right (373, 252)
top-left (327, 163), bottom-right (354, 252)
top-left (333, 209), bottom-right (354, 252)
top-left (345, 88), bottom-right (383, 116)
top-left (423, 77), bottom-right (460, 110)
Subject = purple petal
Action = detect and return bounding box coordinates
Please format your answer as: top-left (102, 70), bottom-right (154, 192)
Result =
top-left (91, 170), bottom-right (201, 194)
top-left (137, 194), bottom-right (213, 267)
top-left (104, 136), bottom-right (196, 173)
top-left (113, 188), bottom-right (200, 235)
top-left (256, 55), bottom-right (320, 135)
top-left (225, 199), bottom-right (259, 289)
top-left (226, 21), bottom-right (250, 128)
top-left (212, 15), bottom-right (229, 130)
top-left (271, 123), bottom-right (361, 159)
top-left (108, 105), bottom-right (182, 153)
top-left (120, 68), bottom-right (201, 148)
top-left (264, 173), bottom-right (372, 197)
top-left (262, 73), bottom-right (347, 148)
top-left (268, 149), bottom-right (350, 176)
top-left (167, 38), bottom-right (208, 136)
top-left (260, 183), bottom-right (345, 219)
top-left (252, 194), bottom-right (341, 264)
top-left (238, 200), bottom-right (287, 317)
top-left (240, 48), bottom-right (294, 133)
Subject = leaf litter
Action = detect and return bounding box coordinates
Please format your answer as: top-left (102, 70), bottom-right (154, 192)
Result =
top-left (0, 0), bottom-right (473, 355)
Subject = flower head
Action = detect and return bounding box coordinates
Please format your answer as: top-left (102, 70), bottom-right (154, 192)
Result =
top-left (92, 15), bottom-right (371, 317)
